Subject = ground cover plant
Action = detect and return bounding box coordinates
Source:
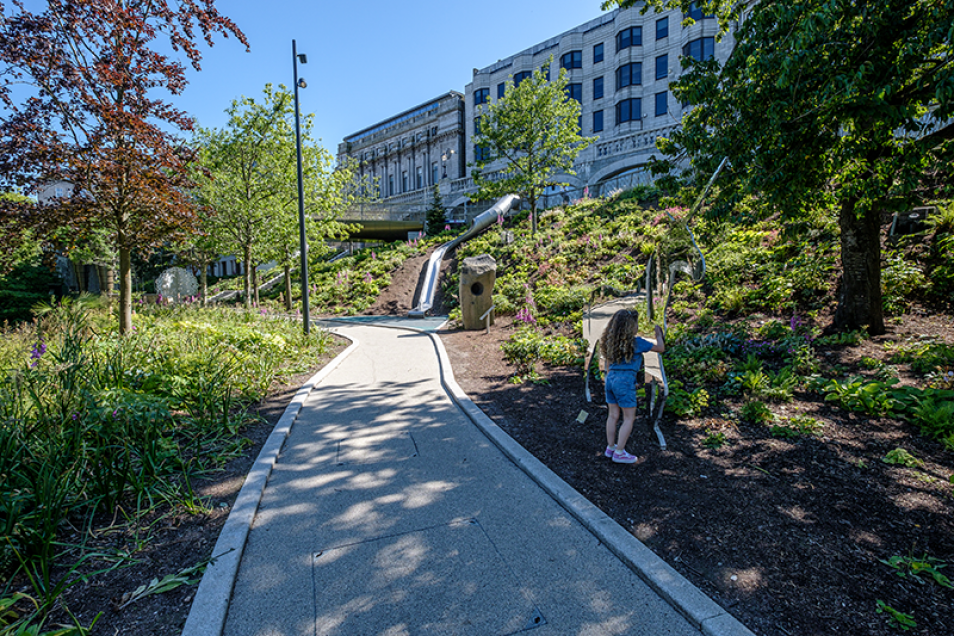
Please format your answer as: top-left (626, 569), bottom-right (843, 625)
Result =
top-left (437, 190), bottom-right (954, 636)
top-left (4, 188), bottom-right (952, 635)
top-left (0, 296), bottom-right (334, 634)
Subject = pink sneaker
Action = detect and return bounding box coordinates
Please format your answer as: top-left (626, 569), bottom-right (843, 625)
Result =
top-left (612, 449), bottom-right (638, 464)
top-left (604, 445), bottom-right (616, 458)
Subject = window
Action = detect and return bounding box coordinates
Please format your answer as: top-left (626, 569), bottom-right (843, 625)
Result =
top-left (388, 175), bottom-right (394, 197)
top-left (432, 162), bottom-right (439, 185)
top-left (655, 91), bottom-right (668, 116)
top-left (685, 2), bottom-right (714, 21)
top-left (513, 71), bottom-right (532, 87)
top-left (655, 54), bottom-right (668, 80)
top-left (593, 110), bottom-right (604, 133)
top-left (402, 171), bottom-right (408, 193)
top-left (593, 42), bottom-right (604, 63)
top-left (616, 98), bottom-right (641, 124)
top-left (416, 166), bottom-right (423, 189)
top-left (497, 83), bottom-right (506, 99)
top-left (474, 145), bottom-right (490, 163)
top-left (656, 16), bottom-right (668, 40)
top-left (474, 116), bottom-right (482, 136)
top-left (683, 37), bottom-right (715, 61)
top-left (561, 50), bottom-right (582, 70)
top-left (593, 76), bottom-right (604, 100)
top-left (565, 83), bottom-right (582, 103)
top-left (474, 88), bottom-right (489, 105)
top-left (616, 26), bottom-right (641, 52)
top-left (616, 62), bottom-right (642, 90)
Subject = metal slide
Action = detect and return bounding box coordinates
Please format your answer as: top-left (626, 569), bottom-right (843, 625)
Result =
top-left (408, 194), bottom-right (520, 317)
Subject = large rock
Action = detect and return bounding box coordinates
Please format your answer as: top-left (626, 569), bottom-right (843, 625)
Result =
top-left (460, 254), bottom-right (496, 330)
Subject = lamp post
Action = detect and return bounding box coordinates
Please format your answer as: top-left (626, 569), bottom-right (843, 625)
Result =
top-left (293, 39), bottom-right (309, 335)
top-left (441, 148), bottom-right (456, 179)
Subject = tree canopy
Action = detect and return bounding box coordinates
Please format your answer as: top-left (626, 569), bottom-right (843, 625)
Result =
top-left (471, 59), bottom-right (593, 234)
top-left (194, 84), bottom-right (359, 310)
top-left (610, 0), bottom-right (954, 334)
top-left (0, 0), bottom-right (247, 333)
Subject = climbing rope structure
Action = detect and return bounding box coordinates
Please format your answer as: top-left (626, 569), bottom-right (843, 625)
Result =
top-left (583, 158), bottom-right (728, 449)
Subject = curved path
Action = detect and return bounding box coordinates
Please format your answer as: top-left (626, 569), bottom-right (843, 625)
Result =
top-left (182, 319), bottom-right (753, 636)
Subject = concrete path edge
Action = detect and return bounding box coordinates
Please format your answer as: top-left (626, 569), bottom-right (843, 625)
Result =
top-left (425, 331), bottom-right (756, 636)
top-left (180, 334), bottom-right (360, 636)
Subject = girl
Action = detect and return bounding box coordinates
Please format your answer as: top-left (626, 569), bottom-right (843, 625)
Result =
top-left (600, 309), bottom-right (666, 464)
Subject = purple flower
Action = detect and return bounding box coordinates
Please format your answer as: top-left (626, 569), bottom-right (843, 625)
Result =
top-left (516, 307), bottom-right (536, 325)
top-left (371, 251), bottom-right (376, 260)
top-left (29, 339), bottom-right (46, 367)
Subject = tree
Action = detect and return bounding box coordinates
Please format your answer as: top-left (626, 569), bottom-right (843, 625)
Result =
top-left (471, 59), bottom-right (593, 234)
top-left (426, 184), bottom-right (447, 236)
top-left (194, 86), bottom-right (288, 308)
top-left (610, 0), bottom-right (954, 335)
top-left (0, 0), bottom-right (247, 334)
top-left (0, 192), bottom-right (35, 276)
top-left (195, 84), bottom-right (358, 311)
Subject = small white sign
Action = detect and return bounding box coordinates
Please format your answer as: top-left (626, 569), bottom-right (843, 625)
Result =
top-left (575, 410), bottom-right (589, 424)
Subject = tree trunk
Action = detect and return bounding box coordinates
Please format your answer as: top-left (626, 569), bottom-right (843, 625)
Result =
top-left (529, 195), bottom-right (537, 236)
top-left (834, 198), bottom-right (885, 335)
top-left (199, 259), bottom-right (209, 306)
top-left (72, 260), bottom-right (86, 293)
top-left (243, 249), bottom-right (252, 308)
top-left (118, 246), bottom-right (132, 335)
top-left (96, 264), bottom-right (110, 297)
top-left (252, 265), bottom-right (260, 306)
top-left (284, 264), bottom-right (293, 311)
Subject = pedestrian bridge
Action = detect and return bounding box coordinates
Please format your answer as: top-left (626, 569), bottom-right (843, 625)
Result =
top-left (339, 204), bottom-right (425, 242)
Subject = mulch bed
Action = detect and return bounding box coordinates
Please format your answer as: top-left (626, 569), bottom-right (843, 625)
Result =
top-left (438, 313), bottom-right (954, 636)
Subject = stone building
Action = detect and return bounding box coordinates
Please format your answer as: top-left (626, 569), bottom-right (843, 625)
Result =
top-left (463, 3), bottom-right (736, 200)
top-left (336, 91), bottom-right (466, 210)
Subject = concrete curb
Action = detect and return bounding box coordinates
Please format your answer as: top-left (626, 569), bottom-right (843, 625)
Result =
top-left (180, 333), bottom-right (359, 636)
top-left (426, 331), bottom-right (756, 636)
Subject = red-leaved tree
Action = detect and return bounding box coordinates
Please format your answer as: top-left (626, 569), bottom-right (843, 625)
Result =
top-left (0, 0), bottom-right (247, 333)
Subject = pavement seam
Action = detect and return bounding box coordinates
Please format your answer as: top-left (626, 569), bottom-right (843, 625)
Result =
top-left (180, 333), bottom-right (359, 636)
top-left (426, 330), bottom-right (757, 636)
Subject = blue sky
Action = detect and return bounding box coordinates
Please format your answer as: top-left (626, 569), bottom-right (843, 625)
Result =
top-left (177, 1), bottom-right (610, 152)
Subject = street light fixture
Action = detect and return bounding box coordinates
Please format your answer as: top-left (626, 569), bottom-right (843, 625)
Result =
top-left (441, 148), bottom-right (456, 179)
top-left (293, 39), bottom-right (310, 335)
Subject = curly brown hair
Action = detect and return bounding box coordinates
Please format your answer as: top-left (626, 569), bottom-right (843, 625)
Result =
top-left (600, 309), bottom-right (639, 365)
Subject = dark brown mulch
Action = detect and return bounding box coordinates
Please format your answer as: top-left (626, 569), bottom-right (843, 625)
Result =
top-left (438, 313), bottom-right (954, 636)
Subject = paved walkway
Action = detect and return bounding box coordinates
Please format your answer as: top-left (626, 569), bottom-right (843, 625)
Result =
top-left (182, 320), bottom-right (754, 636)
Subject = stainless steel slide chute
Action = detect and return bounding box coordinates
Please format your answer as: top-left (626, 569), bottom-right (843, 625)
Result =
top-left (408, 194), bottom-right (519, 317)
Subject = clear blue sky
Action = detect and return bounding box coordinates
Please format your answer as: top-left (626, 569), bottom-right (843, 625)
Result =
top-left (178, 1), bottom-right (610, 152)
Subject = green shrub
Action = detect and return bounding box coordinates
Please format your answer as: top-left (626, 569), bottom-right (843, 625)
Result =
top-left (740, 400), bottom-right (774, 424)
top-left (882, 251), bottom-right (927, 314)
top-left (668, 381), bottom-right (709, 418)
top-left (883, 448), bottom-right (923, 468)
top-left (501, 326), bottom-right (545, 380)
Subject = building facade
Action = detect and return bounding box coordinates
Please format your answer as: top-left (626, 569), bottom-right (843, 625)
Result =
top-left (336, 91), bottom-right (466, 209)
top-left (337, 4), bottom-right (737, 213)
top-left (464, 3), bottom-right (735, 198)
